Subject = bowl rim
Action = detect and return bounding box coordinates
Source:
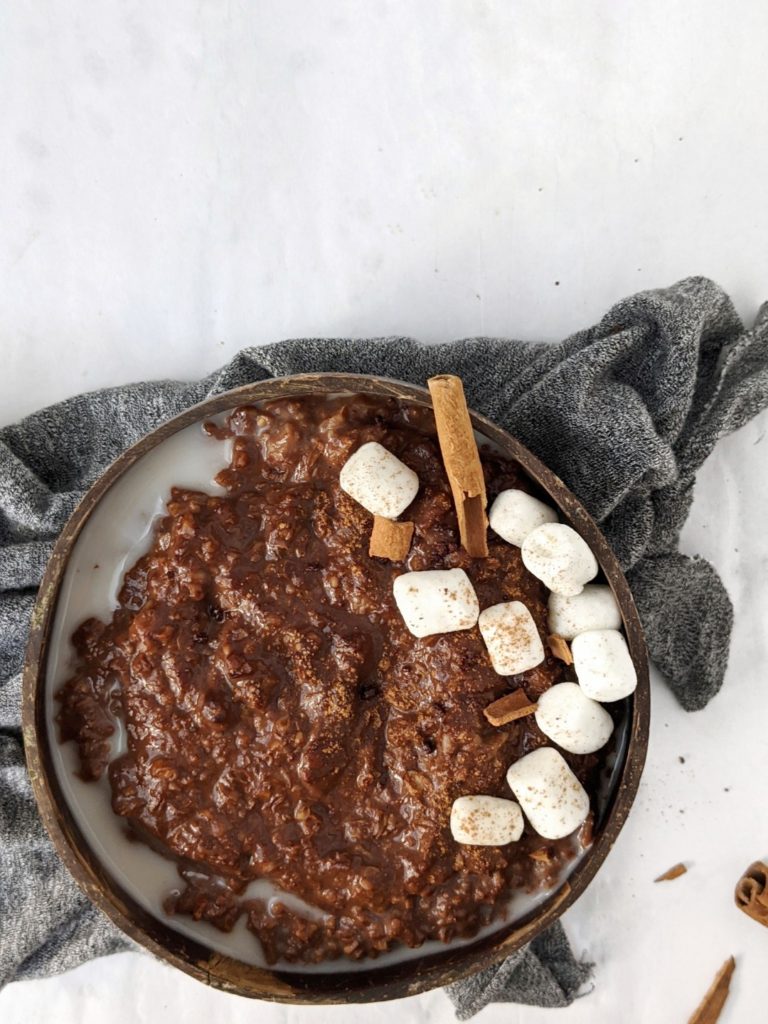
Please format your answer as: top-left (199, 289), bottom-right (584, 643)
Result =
top-left (22, 371), bottom-right (650, 1003)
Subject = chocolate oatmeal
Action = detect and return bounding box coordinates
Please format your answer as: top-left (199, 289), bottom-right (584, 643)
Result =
top-left (57, 394), bottom-right (601, 964)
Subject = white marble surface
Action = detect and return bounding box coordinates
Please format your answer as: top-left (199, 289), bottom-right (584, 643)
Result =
top-left (2, 2), bottom-right (768, 1022)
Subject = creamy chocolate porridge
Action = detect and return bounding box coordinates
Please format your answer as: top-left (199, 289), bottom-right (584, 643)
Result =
top-left (57, 393), bottom-right (605, 965)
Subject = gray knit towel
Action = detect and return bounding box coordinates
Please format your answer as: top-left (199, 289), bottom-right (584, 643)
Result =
top-left (2, 276), bottom-right (768, 1015)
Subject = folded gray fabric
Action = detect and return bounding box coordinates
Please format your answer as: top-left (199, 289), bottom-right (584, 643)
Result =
top-left (2, 276), bottom-right (768, 1014)
top-left (446, 924), bottom-right (593, 1019)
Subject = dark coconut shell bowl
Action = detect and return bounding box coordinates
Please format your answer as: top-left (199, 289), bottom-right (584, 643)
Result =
top-left (22, 373), bottom-right (649, 1003)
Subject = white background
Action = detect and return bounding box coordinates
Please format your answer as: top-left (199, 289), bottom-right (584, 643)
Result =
top-left (2, 2), bottom-right (768, 1022)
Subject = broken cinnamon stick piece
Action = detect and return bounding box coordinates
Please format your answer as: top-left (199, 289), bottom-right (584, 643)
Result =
top-left (529, 849), bottom-right (552, 863)
top-left (547, 634), bottom-right (573, 665)
top-left (483, 689), bottom-right (538, 726)
top-left (427, 375), bottom-right (488, 557)
top-left (735, 860), bottom-right (768, 927)
top-left (655, 862), bottom-right (688, 882)
top-left (369, 516), bottom-right (414, 561)
top-left (687, 956), bottom-right (736, 1024)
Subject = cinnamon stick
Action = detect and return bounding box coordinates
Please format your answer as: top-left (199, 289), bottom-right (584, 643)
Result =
top-left (483, 689), bottom-right (538, 726)
top-left (687, 957), bottom-right (736, 1024)
top-left (369, 516), bottom-right (414, 562)
top-left (547, 634), bottom-right (573, 665)
top-left (427, 375), bottom-right (488, 557)
top-left (655, 862), bottom-right (688, 882)
top-left (735, 860), bottom-right (768, 927)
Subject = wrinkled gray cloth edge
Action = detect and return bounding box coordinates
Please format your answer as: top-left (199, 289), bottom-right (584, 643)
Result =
top-left (447, 924), bottom-right (594, 1018)
top-left (2, 276), bottom-right (768, 1014)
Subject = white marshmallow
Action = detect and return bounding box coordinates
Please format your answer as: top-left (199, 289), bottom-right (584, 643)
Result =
top-left (521, 523), bottom-right (598, 597)
top-left (535, 683), bottom-right (614, 754)
top-left (506, 747), bottom-right (590, 840)
top-left (339, 441), bottom-right (419, 519)
top-left (547, 585), bottom-right (622, 640)
top-left (571, 629), bottom-right (638, 702)
top-left (393, 568), bottom-right (479, 638)
top-left (489, 489), bottom-right (558, 547)
top-left (478, 601), bottom-right (545, 675)
top-left (450, 795), bottom-right (524, 846)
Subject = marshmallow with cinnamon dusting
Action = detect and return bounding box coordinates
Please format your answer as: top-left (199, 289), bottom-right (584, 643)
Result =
top-left (522, 523), bottom-right (598, 596)
top-left (450, 795), bottom-right (524, 846)
top-left (506, 747), bottom-right (590, 839)
top-left (547, 584), bottom-right (622, 640)
top-left (535, 682), bottom-right (614, 754)
top-left (478, 601), bottom-right (544, 675)
top-left (489, 489), bottom-right (558, 547)
top-left (393, 568), bottom-right (479, 638)
top-left (340, 441), bottom-right (419, 518)
top-left (572, 629), bottom-right (637, 701)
